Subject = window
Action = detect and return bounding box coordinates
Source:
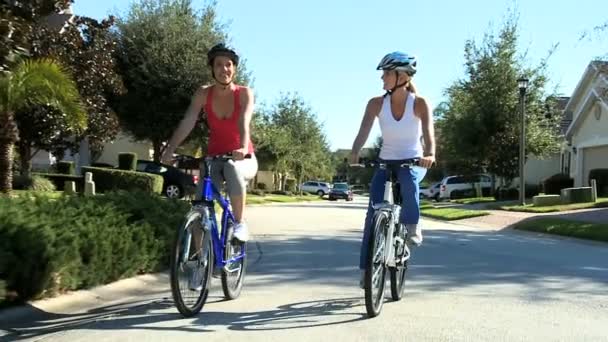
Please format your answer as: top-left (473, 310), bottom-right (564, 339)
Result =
top-left (136, 162), bottom-right (148, 172)
top-left (447, 177), bottom-right (464, 184)
top-left (145, 163), bottom-right (167, 174)
top-left (333, 183), bottom-right (348, 190)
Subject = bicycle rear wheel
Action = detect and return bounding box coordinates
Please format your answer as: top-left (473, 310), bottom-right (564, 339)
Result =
top-left (364, 210), bottom-right (389, 318)
top-left (221, 221), bottom-right (247, 299)
top-left (170, 210), bottom-right (213, 317)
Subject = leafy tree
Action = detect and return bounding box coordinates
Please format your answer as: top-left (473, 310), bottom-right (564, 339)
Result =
top-left (255, 93), bottom-right (333, 191)
top-left (15, 15), bottom-right (124, 171)
top-left (112, 0), bottom-right (250, 161)
top-left (0, 0), bottom-right (73, 71)
top-left (438, 16), bottom-right (562, 186)
top-left (0, 59), bottom-right (85, 193)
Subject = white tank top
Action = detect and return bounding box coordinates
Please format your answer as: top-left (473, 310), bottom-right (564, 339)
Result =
top-left (378, 92), bottom-right (423, 160)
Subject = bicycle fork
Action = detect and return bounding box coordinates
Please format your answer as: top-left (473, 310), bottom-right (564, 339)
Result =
top-left (181, 206), bottom-right (212, 266)
top-left (381, 180), bottom-right (410, 268)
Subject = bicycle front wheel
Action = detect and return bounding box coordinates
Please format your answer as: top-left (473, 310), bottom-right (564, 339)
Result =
top-left (221, 241), bottom-right (246, 300)
top-left (390, 224), bottom-right (409, 301)
top-left (364, 210), bottom-right (389, 318)
top-left (170, 210), bottom-right (213, 317)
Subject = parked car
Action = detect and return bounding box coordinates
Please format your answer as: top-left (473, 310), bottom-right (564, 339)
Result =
top-left (438, 174), bottom-right (492, 200)
top-left (420, 182), bottom-right (441, 201)
top-left (136, 160), bottom-right (197, 199)
top-left (329, 182), bottom-right (354, 201)
top-left (300, 181), bottom-right (331, 196)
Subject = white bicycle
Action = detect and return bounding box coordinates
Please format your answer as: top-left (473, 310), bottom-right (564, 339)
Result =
top-left (351, 158), bottom-right (419, 318)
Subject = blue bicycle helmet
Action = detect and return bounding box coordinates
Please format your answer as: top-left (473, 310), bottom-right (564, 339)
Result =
top-left (377, 52), bottom-right (417, 76)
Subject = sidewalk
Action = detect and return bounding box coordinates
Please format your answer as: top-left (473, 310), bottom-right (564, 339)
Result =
top-left (453, 206), bottom-right (608, 230)
top-left (0, 273), bottom-right (171, 340)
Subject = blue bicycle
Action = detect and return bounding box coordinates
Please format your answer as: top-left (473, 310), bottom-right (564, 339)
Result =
top-left (170, 154), bottom-right (248, 317)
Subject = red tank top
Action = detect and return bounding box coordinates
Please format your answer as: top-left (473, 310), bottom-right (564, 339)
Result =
top-left (205, 85), bottom-right (255, 156)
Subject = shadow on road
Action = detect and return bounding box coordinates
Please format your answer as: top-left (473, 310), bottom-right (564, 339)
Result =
top-left (3, 296), bottom-right (366, 340)
top-left (3, 227), bottom-right (608, 339)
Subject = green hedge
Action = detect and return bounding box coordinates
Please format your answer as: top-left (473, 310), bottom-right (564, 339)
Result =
top-left (34, 173), bottom-right (84, 192)
top-left (0, 191), bottom-right (189, 304)
top-left (543, 173), bottom-right (574, 195)
top-left (589, 169), bottom-right (608, 196)
top-left (81, 166), bottom-right (163, 194)
top-left (118, 153), bottom-right (137, 171)
top-left (57, 161), bottom-right (75, 175)
top-left (494, 184), bottom-right (541, 201)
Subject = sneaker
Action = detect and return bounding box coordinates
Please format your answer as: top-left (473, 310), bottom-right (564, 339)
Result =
top-left (233, 222), bottom-right (250, 242)
top-left (407, 224), bottom-right (423, 246)
top-left (189, 266), bottom-right (204, 291)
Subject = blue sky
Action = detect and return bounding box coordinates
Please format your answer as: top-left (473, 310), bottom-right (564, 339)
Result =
top-left (74, 0), bottom-right (607, 151)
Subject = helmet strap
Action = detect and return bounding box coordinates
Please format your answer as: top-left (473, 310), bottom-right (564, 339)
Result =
top-left (385, 70), bottom-right (409, 97)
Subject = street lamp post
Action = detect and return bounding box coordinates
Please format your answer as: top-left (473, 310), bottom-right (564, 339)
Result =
top-left (518, 77), bottom-right (529, 206)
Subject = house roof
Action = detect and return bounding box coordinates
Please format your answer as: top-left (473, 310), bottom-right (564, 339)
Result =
top-left (564, 60), bottom-right (608, 138)
top-left (554, 96), bottom-right (572, 135)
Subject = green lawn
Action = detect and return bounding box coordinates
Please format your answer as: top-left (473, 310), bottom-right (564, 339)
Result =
top-left (498, 197), bottom-right (608, 213)
top-left (451, 197), bottom-right (497, 205)
top-left (513, 218), bottom-right (608, 242)
top-left (421, 208), bottom-right (490, 220)
top-left (247, 194), bottom-right (323, 205)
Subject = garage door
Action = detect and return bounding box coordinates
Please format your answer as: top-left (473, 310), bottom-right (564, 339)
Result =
top-left (583, 145), bottom-right (608, 186)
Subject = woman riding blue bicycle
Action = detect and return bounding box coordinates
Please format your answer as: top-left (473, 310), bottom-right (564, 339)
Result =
top-left (162, 43), bottom-right (258, 317)
top-left (162, 43), bottom-right (258, 243)
top-left (349, 51), bottom-right (437, 286)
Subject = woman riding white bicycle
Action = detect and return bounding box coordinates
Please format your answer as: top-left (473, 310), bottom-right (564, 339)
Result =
top-left (350, 51), bottom-right (436, 286)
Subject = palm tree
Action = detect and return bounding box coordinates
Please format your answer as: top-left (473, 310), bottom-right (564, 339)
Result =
top-left (0, 58), bottom-right (86, 193)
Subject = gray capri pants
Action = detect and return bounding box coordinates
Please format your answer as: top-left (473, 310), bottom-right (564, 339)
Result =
top-left (196, 154), bottom-right (258, 199)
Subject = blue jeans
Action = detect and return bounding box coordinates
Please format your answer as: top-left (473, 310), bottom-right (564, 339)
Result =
top-left (359, 163), bottom-right (427, 270)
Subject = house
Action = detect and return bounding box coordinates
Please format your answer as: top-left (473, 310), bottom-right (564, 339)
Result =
top-left (95, 131), bottom-right (153, 166)
top-left (561, 60), bottom-right (608, 187)
top-left (521, 96), bottom-right (570, 186)
top-left (30, 130), bottom-right (153, 172)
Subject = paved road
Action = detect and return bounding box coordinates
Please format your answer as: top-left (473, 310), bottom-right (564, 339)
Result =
top-left (3, 196), bottom-right (608, 341)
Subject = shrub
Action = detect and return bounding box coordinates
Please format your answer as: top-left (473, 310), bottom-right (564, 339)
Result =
top-left (543, 173), bottom-right (574, 195)
top-left (589, 169), bottom-right (608, 196)
top-left (0, 191), bottom-right (189, 304)
top-left (256, 182), bottom-right (267, 190)
top-left (118, 153), bottom-right (137, 171)
top-left (56, 161), bottom-right (75, 175)
top-left (81, 167), bottom-right (163, 194)
top-left (494, 184), bottom-right (540, 201)
top-left (285, 179), bottom-right (297, 192)
top-left (34, 173), bottom-right (84, 192)
top-left (12, 175), bottom-right (57, 192)
top-left (249, 189), bottom-right (265, 196)
top-left (271, 190), bottom-right (293, 196)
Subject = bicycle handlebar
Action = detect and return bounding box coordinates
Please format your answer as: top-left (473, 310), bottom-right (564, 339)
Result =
top-left (204, 153), bottom-right (252, 161)
top-left (349, 159), bottom-right (420, 168)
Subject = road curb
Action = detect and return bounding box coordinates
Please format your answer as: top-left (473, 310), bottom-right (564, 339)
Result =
top-left (0, 272), bottom-right (170, 338)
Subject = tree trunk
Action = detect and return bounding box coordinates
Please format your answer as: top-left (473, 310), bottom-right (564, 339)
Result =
top-left (281, 173), bottom-right (287, 192)
top-left (0, 140), bottom-right (14, 193)
top-left (153, 140), bottom-right (162, 162)
top-left (0, 111), bottom-right (19, 194)
top-left (18, 141), bottom-right (32, 178)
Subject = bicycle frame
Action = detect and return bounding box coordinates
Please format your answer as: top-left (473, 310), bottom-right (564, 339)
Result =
top-left (192, 156), bottom-right (246, 270)
top-left (365, 160), bottom-right (419, 268)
